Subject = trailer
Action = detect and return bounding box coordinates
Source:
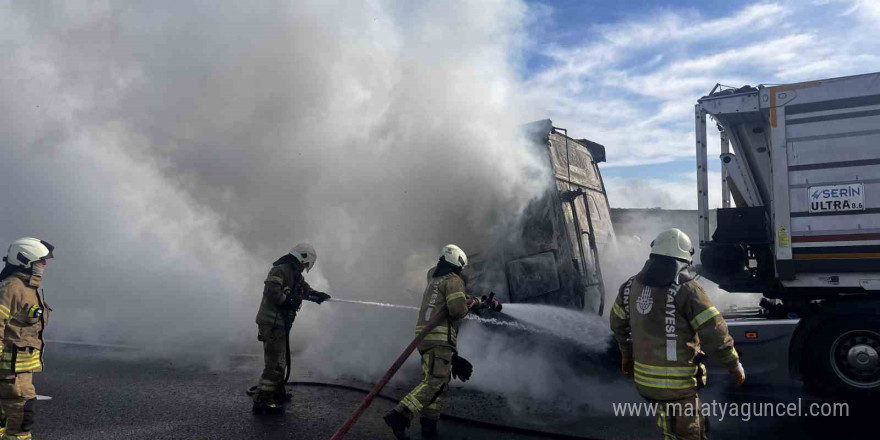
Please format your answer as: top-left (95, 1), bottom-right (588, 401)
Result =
top-left (467, 119), bottom-right (615, 314)
top-left (695, 72), bottom-right (880, 396)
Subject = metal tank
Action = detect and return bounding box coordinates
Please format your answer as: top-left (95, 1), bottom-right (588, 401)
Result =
top-left (696, 72), bottom-right (880, 298)
top-left (694, 72), bottom-right (880, 397)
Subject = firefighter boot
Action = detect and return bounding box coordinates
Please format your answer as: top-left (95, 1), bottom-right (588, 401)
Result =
top-left (252, 390), bottom-right (283, 415)
top-left (383, 409), bottom-right (411, 440)
top-left (420, 418), bottom-right (439, 438)
top-left (273, 387), bottom-right (293, 403)
top-left (3, 433), bottom-right (31, 440)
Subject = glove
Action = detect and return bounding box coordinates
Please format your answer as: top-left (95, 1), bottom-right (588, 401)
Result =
top-left (475, 293), bottom-right (502, 313)
top-left (466, 298), bottom-right (476, 309)
top-left (729, 362), bottom-right (746, 385)
top-left (308, 291), bottom-right (331, 304)
top-left (489, 297), bottom-right (502, 312)
top-left (451, 354), bottom-right (473, 382)
top-left (621, 356), bottom-right (634, 379)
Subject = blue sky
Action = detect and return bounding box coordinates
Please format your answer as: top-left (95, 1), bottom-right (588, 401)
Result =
top-left (514, 0), bottom-right (880, 208)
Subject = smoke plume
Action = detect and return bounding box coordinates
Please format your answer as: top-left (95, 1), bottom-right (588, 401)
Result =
top-left (1, 2), bottom-right (767, 427)
top-left (603, 208), bottom-right (760, 311)
top-left (1, 1), bottom-right (549, 357)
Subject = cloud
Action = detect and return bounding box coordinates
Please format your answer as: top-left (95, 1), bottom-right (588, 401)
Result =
top-left (836, 0), bottom-right (880, 20)
top-left (595, 3), bottom-right (788, 51)
top-left (520, 0), bottom-right (880, 174)
top-left (605, 172), bottom-right (723, 210)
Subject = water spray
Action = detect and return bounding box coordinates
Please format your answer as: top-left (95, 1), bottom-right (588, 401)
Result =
top-left (325, 296), bottom-right (580, 338)
top-left (325, 294), bottom-right (508, 439)
top-left (328, 310), bottom-right (448, 440)
top-left (326, 298), bottom-right (419, 311)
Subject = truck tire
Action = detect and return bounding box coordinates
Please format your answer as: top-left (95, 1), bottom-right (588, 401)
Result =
top-left (804, 317), bottom-right (880, 397)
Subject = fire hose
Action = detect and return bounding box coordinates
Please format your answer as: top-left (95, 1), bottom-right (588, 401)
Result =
top-left (324, 293), bottom-right (603, 440)
top-left (248, 295), bottom-right (500, 404)
top-left (286, 380), bottom-right (602, 440)
top-left (328, 310), bottom-right (449, 440)
top-left (240, 295), bottom-right (599, 439)
top-left (328, 294), bottom-right (502, 439)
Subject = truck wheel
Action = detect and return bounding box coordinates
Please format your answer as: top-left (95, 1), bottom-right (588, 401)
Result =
top-left (805, 317), bottom-right (880, 397)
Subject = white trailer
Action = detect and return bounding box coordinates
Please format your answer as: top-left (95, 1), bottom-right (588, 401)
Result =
top-left (695, 72), bottom-right (880, 396)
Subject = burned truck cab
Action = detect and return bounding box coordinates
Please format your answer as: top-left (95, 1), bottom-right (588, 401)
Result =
top-left (468, 120), bottom-right (615, 314)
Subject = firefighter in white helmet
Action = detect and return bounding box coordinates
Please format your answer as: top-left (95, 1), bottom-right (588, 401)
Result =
top-left (251, 243), bottom-right (331, 414)
top-left (0, 238), bottom-right (55, 440)
top-left (610, 229), bottom-right (745, 440)
top-left (384, 244), bottom-right (500, 439)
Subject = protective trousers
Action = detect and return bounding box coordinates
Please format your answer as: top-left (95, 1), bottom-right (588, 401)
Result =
top-left (0, 373), bottom-right (36, 437)
top-left (256, 325), bottom-right (288, 402)
top-left (650, 393), bottom-right (708, 440)
top-left (395, 346), bottom-right (453, 421)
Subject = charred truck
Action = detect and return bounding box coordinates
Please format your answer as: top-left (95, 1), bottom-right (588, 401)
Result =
top-left (695, 72), bottom-right (880, 396)
top-left (468, 119), bottom-right (615, 314)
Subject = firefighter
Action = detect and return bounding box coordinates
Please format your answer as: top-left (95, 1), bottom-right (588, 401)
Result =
top-left (384, 244), bottom-right (500, 440)
top-left (252, 243), bottom-right (331, 415)
top-left (0, 238), bottom-right (54, 440)
top-left (610, 229), bottom-right (745, 440)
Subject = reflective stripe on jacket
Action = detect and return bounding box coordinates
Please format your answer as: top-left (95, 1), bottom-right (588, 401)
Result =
top-left (0, 273), bottom-right (50, 374)
top-left (0, 348), bottom-right (42, 373)
top-left (415, 268), bottom-right (469, 352)
top-left (610, 267), bottom-right (738, 400)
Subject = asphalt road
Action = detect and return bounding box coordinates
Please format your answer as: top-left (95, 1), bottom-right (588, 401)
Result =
top-left (30, 343), bottom-right (872, 439)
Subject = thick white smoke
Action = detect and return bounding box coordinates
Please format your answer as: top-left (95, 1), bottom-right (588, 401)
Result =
top-left (0, 1), bottom-right (549, 358)
top-left (603, 209), bottom-right (760, 312)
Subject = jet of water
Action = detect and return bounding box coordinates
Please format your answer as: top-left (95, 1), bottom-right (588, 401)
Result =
top-left (326, 298), bottom-right (419, 311)
top-left (501, 303), bottom-right (611, 352)
top-left (327, 298), bottom-right (602, 343)
top-left (463, 315), bottom-right (554, 335)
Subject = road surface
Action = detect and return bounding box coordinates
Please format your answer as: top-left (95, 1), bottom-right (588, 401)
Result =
top-left (30, 343), bottom-right (868, 439)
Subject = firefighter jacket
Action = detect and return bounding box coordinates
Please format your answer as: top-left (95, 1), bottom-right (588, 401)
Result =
top-left (255, 263), bottom-right (317, 330)
top-left (415, 267), bottom-right (470, 353)
top-left (0, 272), bottom-right (50, 374)
top-left (610, 264), bottom-right (739, 401)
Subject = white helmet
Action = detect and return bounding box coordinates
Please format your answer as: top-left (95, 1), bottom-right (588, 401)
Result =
top-left (4, 237), bottom-right (54, 269)
top-left (440, 244), bottom-right (467, 268)
top-left (289, 243), bottom-right (317, 273)
top-left (650, 229), bottom-right (694, 262)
